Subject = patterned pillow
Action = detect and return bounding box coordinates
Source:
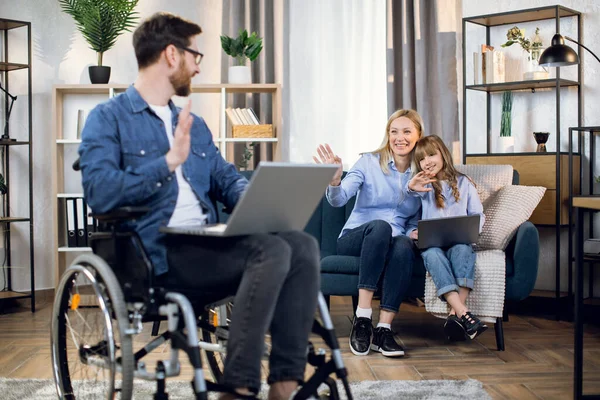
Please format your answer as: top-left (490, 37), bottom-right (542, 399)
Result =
top-left (477, 185), bottom-right (546, 250)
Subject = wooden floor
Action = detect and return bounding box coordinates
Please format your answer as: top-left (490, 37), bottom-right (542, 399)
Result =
top-left (1, 295), bottom-right (599, 399)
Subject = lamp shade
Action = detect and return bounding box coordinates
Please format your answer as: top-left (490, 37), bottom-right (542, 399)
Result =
top-left (538, 34), bottom-right (579, 67)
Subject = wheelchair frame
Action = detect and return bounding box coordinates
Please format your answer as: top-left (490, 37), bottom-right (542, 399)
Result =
top-left (51, 206), bottom-right (353, 400)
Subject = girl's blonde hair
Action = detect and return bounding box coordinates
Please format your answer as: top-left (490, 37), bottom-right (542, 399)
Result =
top-left (370, 109), bottom-right (425, 174)
top-left (414, 135), bottom-right (471, 209)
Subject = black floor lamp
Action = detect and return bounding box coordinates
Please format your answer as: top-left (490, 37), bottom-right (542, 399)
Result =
top-left (0, 82), bottom-right (17, 142)
top-left (540, 33), bottom-right (600, 400)
top-left (538, 33), bottom-right (600, 66)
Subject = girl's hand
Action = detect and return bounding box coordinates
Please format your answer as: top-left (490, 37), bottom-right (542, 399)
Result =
top-left (408, 171), bottom-right (436, 192)
top-left (313, 143), bottom-right (343, 186)
top-left (409, 229), bottom-right (418, 240)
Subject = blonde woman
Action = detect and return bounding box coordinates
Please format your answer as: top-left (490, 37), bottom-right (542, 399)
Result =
top-left (314, 109), bottom-right (424, 357)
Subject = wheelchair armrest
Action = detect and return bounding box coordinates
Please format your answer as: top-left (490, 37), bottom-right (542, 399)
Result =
top-left (91, 206), bottom-right (151, 223)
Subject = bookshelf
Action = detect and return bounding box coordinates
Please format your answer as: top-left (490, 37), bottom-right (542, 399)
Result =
top-left (0, 18), bottom-right (34, 312)
top-left (51, 83), bottom-right (282, 286)
top-left (462, 5), bottom-right (582, 318)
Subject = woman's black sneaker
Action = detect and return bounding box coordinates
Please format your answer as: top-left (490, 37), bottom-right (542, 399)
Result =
top-left (460, 311), bottom-right (488, 339)
top-left (349, 316), bottom-right (373, 356)
top-left (370, 327), bottom-right (405, 357)
top-left (444, 314), bottom-right (467, 341)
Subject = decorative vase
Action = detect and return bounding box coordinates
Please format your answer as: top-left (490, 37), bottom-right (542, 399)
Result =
top-left (228, 66), bottom-right (251, 84)
top-left (497, 136), bottom-right (515, 153)
top-left (533, 132), bottom-right (550, 152)
top-left (523, 48), bottom-right (548, 80)
top-left (89, 66), bottom-right (111, 84)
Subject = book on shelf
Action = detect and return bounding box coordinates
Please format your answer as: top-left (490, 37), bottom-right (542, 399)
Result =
top-left (473, 52), bottom-right (481, 85)
top-left (226, 107), bottom-right (262, 126)
top-left (235, 108), bottom-right (252, 125)
top-left (247, 108), bottom-right (260, 124)
top-left (225, 107), bottom-right (242, 125)
top-left (481, 45), bottom-right (505, 84)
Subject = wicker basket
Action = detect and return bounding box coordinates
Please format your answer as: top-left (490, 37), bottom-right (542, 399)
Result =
top-left (232, 124), bottom-right (273, 138)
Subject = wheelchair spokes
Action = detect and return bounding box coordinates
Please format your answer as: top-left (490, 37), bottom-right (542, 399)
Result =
top-left (52, 256), bottom-right (134, 399)
top-left (200, 301), bottom-right (272, 384)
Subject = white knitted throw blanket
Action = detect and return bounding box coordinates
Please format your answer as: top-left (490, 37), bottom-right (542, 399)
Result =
top-left (423, 164), bottom-right (514, 323)
top-left (424, 250), bottom-right (505, 324)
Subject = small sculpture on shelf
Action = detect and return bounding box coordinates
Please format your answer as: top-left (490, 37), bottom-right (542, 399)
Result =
top-left (533, 132), bottom-right (550, 152)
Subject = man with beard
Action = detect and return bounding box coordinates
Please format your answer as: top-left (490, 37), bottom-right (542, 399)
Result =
top-left (78, 12), bottom-right (320, 400)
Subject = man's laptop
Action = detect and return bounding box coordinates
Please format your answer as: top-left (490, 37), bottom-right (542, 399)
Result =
top-left (416, 215), bottom-right (480, 250)
top-left (160, 162), bottom-right (339, 237)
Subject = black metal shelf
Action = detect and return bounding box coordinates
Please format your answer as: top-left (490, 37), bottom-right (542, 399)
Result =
top-left (467, 151), bottom-right (581, 156)
top-left (0, 140), bottom-right (29, 146)
top-left (0, 62), bottom-right (29, 72)
top-left (0, 19), bottom-right (27, 31)
top-left (464, 5), bottom-right (579, 27)
top-left (0, 217), bottom-right (30, 223)
top-left (462, 5), bottom-right (583, 325)
top-left (466, 79), bottom-right (579, 93)
top-left (0, 17), bottom-right (34, 313)
top-left (0, 290), bottom-right (32, 301)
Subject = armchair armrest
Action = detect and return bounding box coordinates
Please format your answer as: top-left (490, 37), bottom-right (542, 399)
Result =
top-left (505, 221), bottom-right (540, 300)
top-left (91, 206), bottom-right (150, 223)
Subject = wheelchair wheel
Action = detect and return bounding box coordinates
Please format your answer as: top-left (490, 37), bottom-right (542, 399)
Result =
top-left (202, 302), bottom-right (271, 383)
top-left (201, 302), bottom-right (232, 383)
top-left (51, 254), bottom-right (134, 399)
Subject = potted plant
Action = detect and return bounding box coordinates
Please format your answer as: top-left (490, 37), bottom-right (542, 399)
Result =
top-left (237, 142), bottom-right (258, 171)
top-left (59, 0), bottom-right (139, 84)
top-left (498, 91), bottom-right (514, 153)
top-left (220, 29), bottom-right (263, 84)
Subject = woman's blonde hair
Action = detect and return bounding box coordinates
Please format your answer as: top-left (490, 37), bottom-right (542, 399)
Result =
top-left (370, 109), bottom-right (425, 174)
top-left (414, 135), bottom-right (470, 209)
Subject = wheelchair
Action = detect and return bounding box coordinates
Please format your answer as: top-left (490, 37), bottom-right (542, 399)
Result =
top-left (51, 204), bottom-right (353, 399)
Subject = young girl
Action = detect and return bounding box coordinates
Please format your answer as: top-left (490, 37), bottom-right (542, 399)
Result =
top-left (407, 135), bottom-right (487, 341)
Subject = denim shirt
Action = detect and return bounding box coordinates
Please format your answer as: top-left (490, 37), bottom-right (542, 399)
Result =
top-left (326, 153), bottom-right (421, 238)
top-left (78, 85), bottom-right (248, 275)
top-left (408, 174), bottom-right (485, 232)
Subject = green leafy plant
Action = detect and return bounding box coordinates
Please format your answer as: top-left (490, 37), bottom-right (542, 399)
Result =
top-left (59, 0), bottom-right (139, 66)
top-left (220, 29), bottom-right (263, 66)
top-left (238, 142), bottom-right (258, 170)
top-left (595, 175), bottom-right (600, 184)
top-left (500, 91), bottom-right (513, 137)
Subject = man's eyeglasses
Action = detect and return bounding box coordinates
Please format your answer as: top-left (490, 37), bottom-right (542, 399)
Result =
top-left (177, 46), bottom-right (204, 65)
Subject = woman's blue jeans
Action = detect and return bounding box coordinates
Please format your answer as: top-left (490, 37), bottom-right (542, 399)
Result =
top-left (421, 244), bottom-right (476, 301)
top-left (336, 220), bottom-right (417, 312)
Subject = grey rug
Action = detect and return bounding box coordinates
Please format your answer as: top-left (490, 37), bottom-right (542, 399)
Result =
top-left (0, 378), bottom-right (490, 399)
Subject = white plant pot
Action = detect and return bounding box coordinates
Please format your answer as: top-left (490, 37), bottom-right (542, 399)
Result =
top-left (228, 66), bottom-right (251, 84)
top-left (497, 136), bottom-right (515, 153)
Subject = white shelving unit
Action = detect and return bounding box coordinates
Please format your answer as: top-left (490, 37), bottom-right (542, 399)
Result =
top-left (51, 83), bottom-right (282, 286)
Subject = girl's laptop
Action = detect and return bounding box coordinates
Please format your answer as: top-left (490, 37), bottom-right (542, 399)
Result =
top-left (160, 162), bottom-right (339, 237)
top-left (416, 215), bottom-right (480, 249)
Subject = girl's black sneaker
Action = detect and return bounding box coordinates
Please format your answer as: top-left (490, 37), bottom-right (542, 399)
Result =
top-left (444, 314), bottom-right (467, 341)
top-left (460, 311), bottom-right (488, 339)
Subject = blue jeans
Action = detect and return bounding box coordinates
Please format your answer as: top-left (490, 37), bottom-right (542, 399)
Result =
top-left (421, 244), bottom-right (476, 301)
top-left (337, 220), bottom-right (417, 312)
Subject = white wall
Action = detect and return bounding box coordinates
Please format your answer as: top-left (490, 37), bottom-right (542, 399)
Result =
top-left (1, 0), bottom-right (598, 294)
top-left (462, 0), bottom-right (600, 293)
top-left (0, 0), bottom-right (228, 291)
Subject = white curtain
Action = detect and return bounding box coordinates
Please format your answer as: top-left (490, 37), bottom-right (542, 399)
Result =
top-left (287, 0), bottom-right (387, 168)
